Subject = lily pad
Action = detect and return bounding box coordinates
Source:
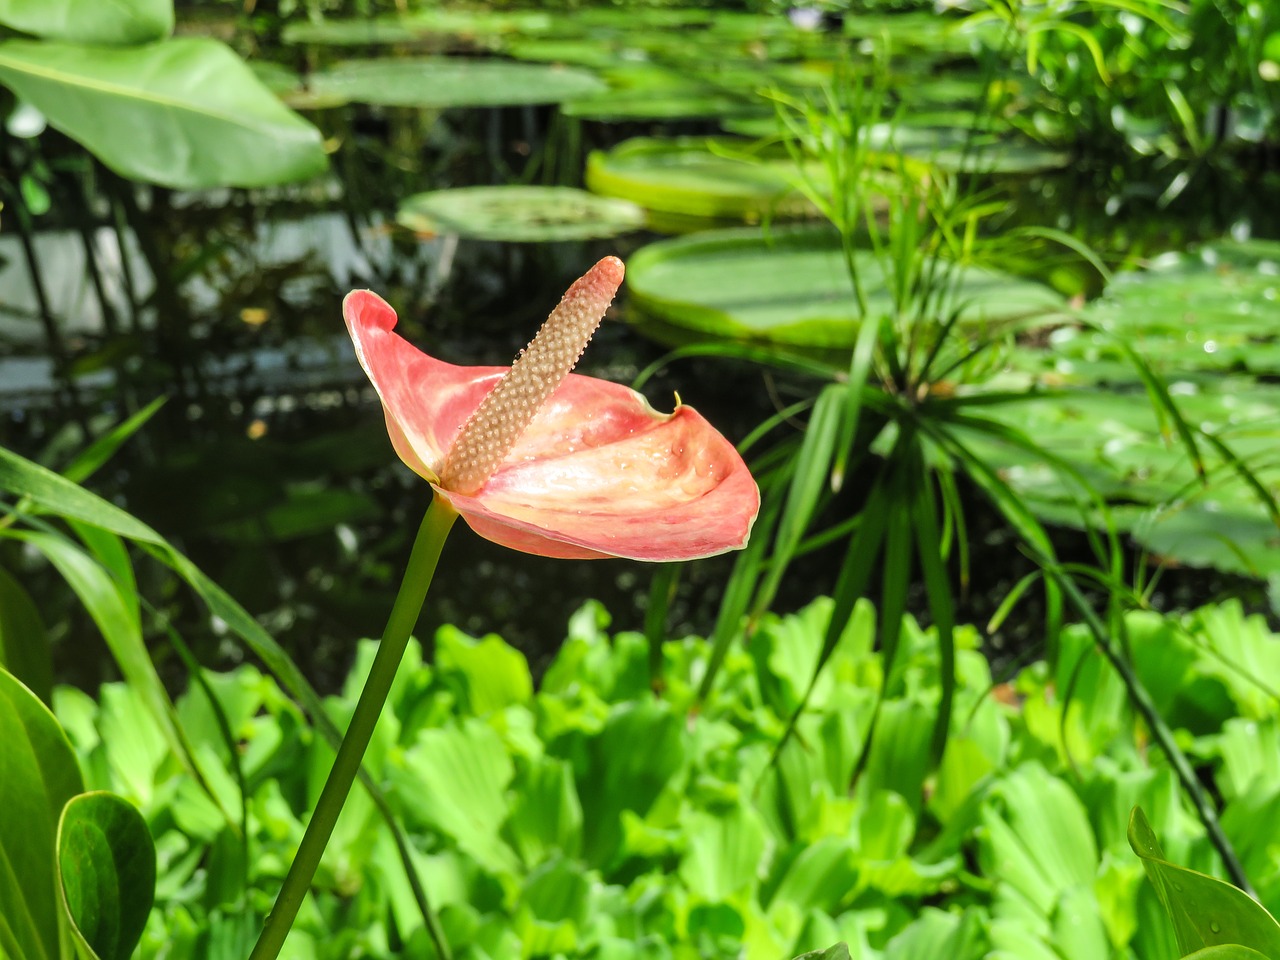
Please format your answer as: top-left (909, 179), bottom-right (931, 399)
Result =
top-left (867, 124), bottom-right (1070, 174)
top-left (296, 57), bottom-right (604, 109)
top-left (396, 186), bottom-right (645, 242)
top-left (281, 18), bottom-right (427, 46)
top-left (282, 10), bottom-right (553, 46)
top-left (627, 226), bottom-right (1064, 350)
top-left (1059, 240), bottom-right (1280, 376)
top-left (586, 137), bottom-right (819, 225)
top-left (562, 63), bottom-right (776, 123)
top-left (959, 382), bottom-right (1280, 575)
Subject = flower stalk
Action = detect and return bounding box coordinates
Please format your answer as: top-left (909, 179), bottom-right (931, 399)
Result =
top-left (248, 496), bottom-right (459, 960)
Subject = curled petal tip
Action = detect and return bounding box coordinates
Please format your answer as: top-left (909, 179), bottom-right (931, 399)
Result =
top-left (343, 289), bottom-right (398, 333)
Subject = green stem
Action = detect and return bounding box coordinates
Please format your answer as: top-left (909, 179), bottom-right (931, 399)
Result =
top-left (249, 495), bottom-right (459, 960)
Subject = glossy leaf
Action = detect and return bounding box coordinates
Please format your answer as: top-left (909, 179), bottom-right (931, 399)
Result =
top-left (0, 0), bottom-right (172, 44)
top-left (57, 791), bottom-right (156, 960)
top-left (0, 667), bottom-right (84, 960)
top-left (1129, 806), bottom-right (1280, 956)
top-left (0, 38), bottom-right (327, 188)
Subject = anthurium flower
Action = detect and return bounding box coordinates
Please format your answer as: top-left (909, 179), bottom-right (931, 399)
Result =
top-left (344, 257), bottom-right (759, 561)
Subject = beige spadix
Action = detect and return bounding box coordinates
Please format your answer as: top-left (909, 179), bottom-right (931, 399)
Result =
top-left (439, 256), bottom-right (624, 495)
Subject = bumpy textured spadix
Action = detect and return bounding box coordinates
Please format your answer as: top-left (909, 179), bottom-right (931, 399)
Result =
top-left (342, 258), bottom-right (760, 561)
top-left (440, 257), bottom-right (622, 494)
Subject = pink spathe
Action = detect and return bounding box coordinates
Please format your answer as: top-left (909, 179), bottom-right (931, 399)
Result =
top-left (342, 259), bottom-right (759, 561)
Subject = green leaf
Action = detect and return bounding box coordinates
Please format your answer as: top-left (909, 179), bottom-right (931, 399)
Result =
top-left (792, 944), bottom-right (852, 959)
top-left (0, 564), bottom-right (52, 706)
top-left (576, 699), bottom-right (687, 869)
top-left (1128, 806), bottom-right (1280, 956)
top-left (283, 9), bottom-right (553, 46)
top-left (1182, 947), bottom-right (1274, 959)
top-left (56, 791), bottom-right (156, 960)
top-left (0, 666), bottom-right (84, 960)
top-left (0, 38), bottom-right (327, 189)
top-left (506, 755), bottom-right (583, 865)
top-left (435, 627), bottom-right (533, 717)
top-left (752, 383), bottom-right (844, 618)
top-left (391, 718), bottom-right (518, 874)
top-left (397, 186), bottom-right (644, 243)
top-left (0, 0), bottom-right (172, 44)
top-left (679, 801), bottom-right (769, 901)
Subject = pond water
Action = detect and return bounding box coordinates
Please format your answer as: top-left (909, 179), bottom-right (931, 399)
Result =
top-left (4, 5), bottom-right (1278, 689)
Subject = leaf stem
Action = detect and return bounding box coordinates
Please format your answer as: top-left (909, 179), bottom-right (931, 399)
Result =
top-left (249, 495), bottom-right (459, 960)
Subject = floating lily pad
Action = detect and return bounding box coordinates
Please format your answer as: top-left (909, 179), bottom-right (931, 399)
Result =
top-left (842, 11), bottom-right (990, 55)
top-left (562, 62), bottom-right (778, 122)
top-left (1043, 241), bottom-right (1280, 377)
top-left (506, 37), bottom-right (636, 70)
top-left (627, 226), bottom-right (1064, 350)
top-left (296, 57), bottom-right (604, 109)
top-left (281, 18), bottom-right (428, 46)
top-left (396, 185), bottom-right (645, 242)
top-left (867, 124), bottom-right (1069, 173)
top-left (586, 137), bottom-right (819, 225)
top-left (959, 382), bottom-right (1280, 576)
top-left (282, 10), bottom-right (553, 46)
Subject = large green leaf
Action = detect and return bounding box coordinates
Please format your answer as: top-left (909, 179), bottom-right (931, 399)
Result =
top-left (0, 564), bottom-right (52, 706)
top-left (397, 186), bottom-right (644, 243)
top-left (1129, 806), bottom-right (1280, 956)
top-left (57, 791), bottom-right (156, 960)
top-left (0, 37), bottom-right (327, 188)
top-left (297, 56), bottom-right (604, 109)
top-left (627, 226), bottom-right (1064, 350)
top-left (0, 667), bottom-right (85, 960)
top-left (0, 0), bottom-right (172, 45)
